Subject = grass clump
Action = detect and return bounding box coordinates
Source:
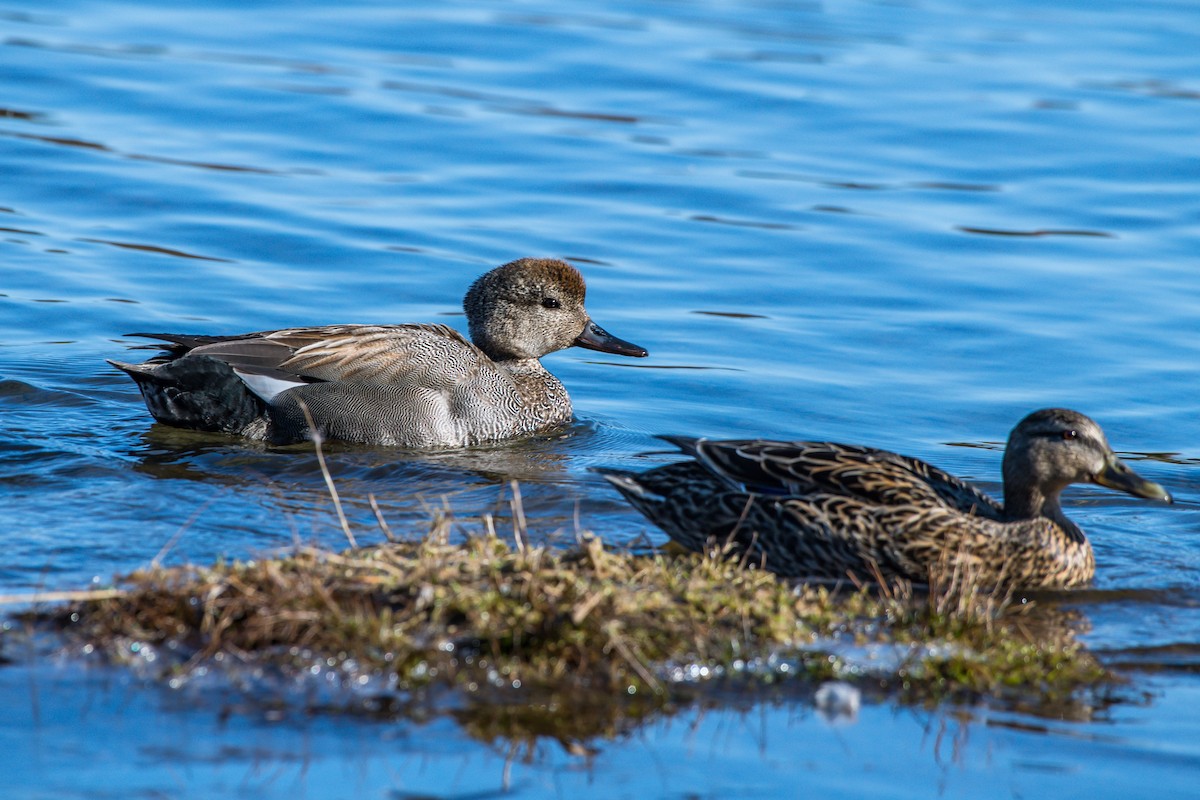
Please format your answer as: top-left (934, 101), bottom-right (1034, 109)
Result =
top-left (39, 516), bottom-right (1111, 728)
top-left (53, 530), bottom-right (833, 695)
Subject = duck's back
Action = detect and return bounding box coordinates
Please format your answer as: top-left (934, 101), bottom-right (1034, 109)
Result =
top-left (667, 438), bottom-right (1005, 518)
top-left (602, 458), bottom-right (1092, 586)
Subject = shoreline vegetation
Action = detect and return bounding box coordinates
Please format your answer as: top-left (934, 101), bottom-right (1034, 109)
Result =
top-left (4, 483), bottom-right (1116, 745)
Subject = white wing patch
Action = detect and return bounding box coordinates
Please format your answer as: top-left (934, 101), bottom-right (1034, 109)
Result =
top-left (234, 369), bottom-right (307, 402)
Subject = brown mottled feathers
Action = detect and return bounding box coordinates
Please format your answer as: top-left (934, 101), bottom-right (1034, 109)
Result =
top-left (662, 437), bottom-right (1004, 520)
top-left (600, 414), bottom-right (1171, 590)
top-left (601, 450), bottom-right (1087, 589)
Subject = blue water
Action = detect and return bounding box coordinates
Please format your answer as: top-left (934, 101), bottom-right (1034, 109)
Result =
top-left (2, 0), bottom-right (1199, 796)
top-left (4, 658), bottom-right (1198, 799)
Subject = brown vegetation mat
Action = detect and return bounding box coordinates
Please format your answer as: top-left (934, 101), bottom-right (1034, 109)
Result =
top-left (26, 525), bottom-right (1110, 728)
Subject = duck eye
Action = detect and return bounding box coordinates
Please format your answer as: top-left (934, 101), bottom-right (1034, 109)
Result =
top-left (541, 297), bottom-right (561, 309)
top-left (1062, 429), bottom-right (1078, 441)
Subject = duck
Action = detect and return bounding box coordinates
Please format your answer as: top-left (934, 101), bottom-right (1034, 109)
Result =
top-left (599, 409), bottom-right (1171, 589)
top-left (110, 258), bottom-right (648, 447)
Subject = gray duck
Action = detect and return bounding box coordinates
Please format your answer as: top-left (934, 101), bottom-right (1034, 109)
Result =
top-left (110, 258), bottom-right (647, 447)
top-left (599, 409), bottom-right (1171, 589)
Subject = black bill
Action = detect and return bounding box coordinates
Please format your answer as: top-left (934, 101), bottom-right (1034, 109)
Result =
top-left (574, 319), bottom-right (648, 358)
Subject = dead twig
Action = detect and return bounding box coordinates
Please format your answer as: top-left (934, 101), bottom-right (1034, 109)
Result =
top-left (296, 398), bottom-right (357, 549)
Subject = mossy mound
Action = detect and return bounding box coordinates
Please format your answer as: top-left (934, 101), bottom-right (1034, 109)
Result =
top-left (39, 526), bottom-right (1109, 728)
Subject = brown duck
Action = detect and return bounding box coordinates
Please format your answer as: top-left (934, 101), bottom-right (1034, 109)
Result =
top-left (600, 409), bottom-right (1171, 589)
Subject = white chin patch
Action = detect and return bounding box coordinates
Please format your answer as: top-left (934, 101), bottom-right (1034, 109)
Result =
top-left (235, 370), bottom-right (306, 402)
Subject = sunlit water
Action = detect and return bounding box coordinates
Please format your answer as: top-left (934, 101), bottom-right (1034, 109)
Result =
top-left (2, 0), bottom-right (1199, 796)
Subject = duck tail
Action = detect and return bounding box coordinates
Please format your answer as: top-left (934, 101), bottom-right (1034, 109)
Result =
top-left (594, 468), bottom-right (671, 518)
top-left (109, 355), bottom-right (266, 435)
top-left (657, 435), bottom-right (704, 456)
top-left (107, 358), bottom-right (156, 379)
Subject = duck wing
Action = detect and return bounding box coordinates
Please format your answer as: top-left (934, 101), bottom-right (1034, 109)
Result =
top-left (601, 462), bottom-right (1031, 584)
top-left (135, 324), bottom-right (482, 382)
top-left (601, 461), bottom-right (912, 580)
top-left (660, 437), bottom-right (1003, 518)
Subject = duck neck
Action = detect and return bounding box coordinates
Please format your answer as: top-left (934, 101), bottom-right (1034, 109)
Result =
top-left (499, 358), bottom-right (573, 424)
top-left (498, 356), bottom-right (552, 378)
top-left (1003, 483), bottom-right (1086, 544)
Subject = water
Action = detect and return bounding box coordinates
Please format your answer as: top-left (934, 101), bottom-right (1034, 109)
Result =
top-left (2, 0), bottom-right (1199, 795)
top-left (4, 659), bottom-right (1197, 800)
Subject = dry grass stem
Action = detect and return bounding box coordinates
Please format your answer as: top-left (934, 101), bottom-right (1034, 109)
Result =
top-left (368, 493), bottom-right (397, 542)
top-left (296, 398), bottom-right (357, 549)
top-left (0, 588), bottom-right (127, 606)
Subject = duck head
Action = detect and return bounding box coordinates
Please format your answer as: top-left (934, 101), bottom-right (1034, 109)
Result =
top-left (1001, 408), bottom-right (1171, 524)
top-left (464, 258), bottom-right (647, 361)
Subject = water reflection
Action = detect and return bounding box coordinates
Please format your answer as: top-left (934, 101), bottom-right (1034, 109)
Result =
top-left (3, 642), bottom-right (1177, 800)
top-left (2, 130), bottom-right (282, 176)
top-left (79, 237), bottom-right (236, 260)
top-left (128, 422), bottom-right (591, 486)
top-left (957, 226), bottom-right (1115, 238)
top-left (381, 79), bottom-right (662, 125)
top-left (1, 603), bottom-right (1114, 751)
top-left (118, 421), bottom-right (641, 549)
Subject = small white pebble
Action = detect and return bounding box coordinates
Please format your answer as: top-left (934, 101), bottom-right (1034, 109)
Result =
top-left (815, 680), bottom-right (861, 721)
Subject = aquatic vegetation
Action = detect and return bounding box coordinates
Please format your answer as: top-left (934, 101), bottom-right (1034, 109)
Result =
top-left (37, 510), bottom-right (1113, 744)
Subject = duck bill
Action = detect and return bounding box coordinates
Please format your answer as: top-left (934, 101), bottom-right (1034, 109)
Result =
top-left (1094, 455), bottom-right (1172, 503)
top-left (574, 319), bottom-right (648, 358)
